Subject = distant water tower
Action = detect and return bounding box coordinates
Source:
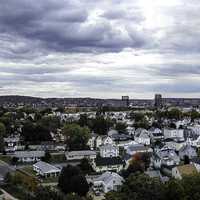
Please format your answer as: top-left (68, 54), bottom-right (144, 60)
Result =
top-left (154, 94), bottom-right (163, 108)
top-left (122, 96), bottom-right (129, 107)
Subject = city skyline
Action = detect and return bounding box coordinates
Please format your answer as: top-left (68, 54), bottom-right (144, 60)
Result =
top-left (0, 0), bottom-right (200, 98)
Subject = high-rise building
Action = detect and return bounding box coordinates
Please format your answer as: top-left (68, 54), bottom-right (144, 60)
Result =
top-left (154, 94), bottom-right (163, 108)
top-left (122, 96), bottom-right (129, 107)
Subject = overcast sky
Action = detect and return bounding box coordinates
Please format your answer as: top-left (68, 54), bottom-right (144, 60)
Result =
top-left (0, 0), bottom-right (200, 99)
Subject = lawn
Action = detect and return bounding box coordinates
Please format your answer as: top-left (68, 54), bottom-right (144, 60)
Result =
top-left (2, 185), bottom-right (30, 200)
top-left (50, 153), bottom-right (66, 163)
top-left (21, 166), bottom-right (59, 184)
top-left (21, 166), bottom-right (37, 176)
top-left (0, 155), bottom-right (12, 164)
top-left (42, 176), bottom-right (59, 183)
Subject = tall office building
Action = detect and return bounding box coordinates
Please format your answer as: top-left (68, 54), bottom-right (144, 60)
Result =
top-left (122, 96), bottom-right (129, 107)
top-left (154, 94), bottom-right (163, 108)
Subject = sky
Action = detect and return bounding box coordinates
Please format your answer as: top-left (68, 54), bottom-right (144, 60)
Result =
top-left (0, 0), bottom-right (200, 99)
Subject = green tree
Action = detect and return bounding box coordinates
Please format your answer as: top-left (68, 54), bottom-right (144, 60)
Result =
top-left (78, 158), bottom-right (93, 174)
top-left (42, 151), bottom-right (51, 162)
top-left (58, 165), bottom-right (89, 196)
top-left (78, 114), bottom-right (88, 127)
top-left (122, 153), bottom-right (149, 178)
top-left (130, 112), bottom-right (145, 122)
top-left (0, 122), bottom-right (6, 152)
top-left (39, 116), bottom-right (60, 132)
top-left (190, 110), bottom-right (200, 122)
top-left (22, 121), bottom-right (52, 142)
top-left (115, 122), bottom-right (127, 134)
top-left (106, 174), bottom-right (164, 200)
top-left (31, 186), bottom-right (64, 200)
top-left (134, 119), bottom-right (149, 129)
top-left (164, 179), bottom-right (185, 200)
top-left (62, 124), bottom-right (90, 150)
top-left (181, 174), bottom-right (200, 200)
top-left (167, 108), bottom-right (183, 120)
top-left (91, 117), bottom-right (113, 135)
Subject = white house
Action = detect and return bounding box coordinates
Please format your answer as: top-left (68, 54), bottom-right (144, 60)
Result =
top-left (190, 157), bottom-right (200, 172)
top-left (149, 128), bottom-right (164, 142)
top-left (87, 133), bottom-right (98, 150)
top-left (107, 129), bottom-right (118, 137)
top-left (178, 145), bottom-right (197, 160)
top-left (175, 118), bottom-right (191, 129)
top-left (153, 147), bottom-right (180, 169)
top-left (126, 126), bottom-right (135, 136)
top-left (99, 144), bottom-right (119, 158)
top-left (33, 161), bottom-right (61, 177)
top-left (88, 135), bottom-right (114, 150)
top-left (172, 164), bottom-right (197, 179)
top-left (190, 135), bottom-right (200, 147)
top-left (116, 140), bottom-right (137, 149)
top-left (93, 157), bottom-right (124, 173)
top-left (188, 124), bottom-right (200, 135)
top-left (65, 150), bottom-right (96, 161)
top-left (95, 136), bottom-right (103, 149)
top-left (164, 128), bottom-right (184, 140)
top-left (126, 144), bottom-right (153, 156)
top-left (4, 135), bottom-right (20, 152)
top-left (101, 136), bottom-right (114, 147)
top-left (165, 141), bottom-right (186, 152)
top-left (134, 128), bottom-right (150, 145)
top-left (93, 172), bottom-right (124, 193)
top-left (14, 151), bottom-right (45, 163)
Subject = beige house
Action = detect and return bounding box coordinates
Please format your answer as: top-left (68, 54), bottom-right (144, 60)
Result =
top-left (172, 164), bottom-right (198, 179)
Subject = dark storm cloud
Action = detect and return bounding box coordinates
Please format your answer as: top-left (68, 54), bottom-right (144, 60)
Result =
top-left (0, 0), bottom-right (149, 58)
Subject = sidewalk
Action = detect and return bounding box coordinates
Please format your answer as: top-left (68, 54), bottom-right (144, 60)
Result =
top-left (0, 189), bottom-right (18, 200)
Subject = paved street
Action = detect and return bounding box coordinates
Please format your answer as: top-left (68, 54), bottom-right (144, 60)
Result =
top-left (0, 160), bottom-right (15, 181)
top-left (0, 189), bottom-right (19, 200)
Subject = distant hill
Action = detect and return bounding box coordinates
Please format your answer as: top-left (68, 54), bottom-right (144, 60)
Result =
top-left (1, 95), bottom-right (200, 108)
top-left (0, 95), bottom-right (43, 104)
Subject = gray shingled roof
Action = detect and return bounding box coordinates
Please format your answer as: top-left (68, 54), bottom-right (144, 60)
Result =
top-left (14, 151), bottom-right (45, 158)
top-left (127, 144), bottom-right (150, 152)
top-left (94, 171), bottom-right (124, 184)
top-left (33, 161), bottom-right (61, 174)
top-left (66, 150), bottom-right (96, 157)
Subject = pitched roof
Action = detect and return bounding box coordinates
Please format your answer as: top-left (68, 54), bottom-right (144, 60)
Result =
top-left (66, 150), bottom-right (96, 157)
top-left (191, 157), bottom-right (200, 164)
top-left (94, 171), bottom-right (124, 184)
top-left (111, 134), bottom-right (131, 141)
top-left (95, 157), bottom-right (124, 166)
top-left (33, 161), bottom-right (61, 174)
top-left (176, 164), bottom-right (197, 176)
top-left (14, 151), bottom-right (45, 158)
top-left (179, 145), bottom-right (195, 152)
top-left (127, 144), bottom-right (150, 152)
top-left (99, 144), bottom-right (118, 151)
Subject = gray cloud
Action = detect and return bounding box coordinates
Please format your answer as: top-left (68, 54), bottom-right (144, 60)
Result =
top-left (0, 0), bottom-right (150, 59)
top-left (0, 0), bottom-right (200, 98)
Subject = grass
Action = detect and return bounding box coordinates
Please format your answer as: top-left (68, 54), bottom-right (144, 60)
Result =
top-left (50, 153), bottom-right (66, 163)
top-left (2, 185), bottom-right (29, 200)
top-left (0, 155), bottom-right (12, 164)
top-left (21, 166), bottom-right (37, 176)
top-left (42, 176), bottom-right (59, 183)
top-left (21, 166), bottom-right (59, 184)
